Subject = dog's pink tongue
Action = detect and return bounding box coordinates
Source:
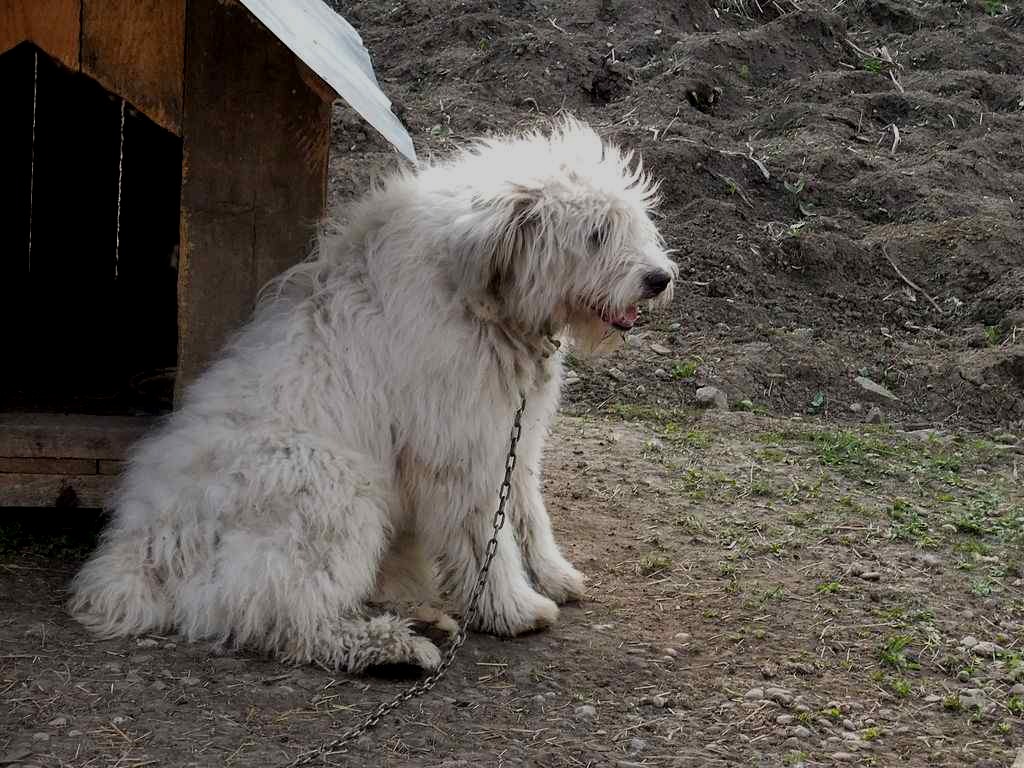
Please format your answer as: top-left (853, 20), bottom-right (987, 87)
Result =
top-left (608, 305), bottom-right (639, 329)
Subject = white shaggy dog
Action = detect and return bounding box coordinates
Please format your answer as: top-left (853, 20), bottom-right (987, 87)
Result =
top-left (69, 118), bottom-right (676, 672)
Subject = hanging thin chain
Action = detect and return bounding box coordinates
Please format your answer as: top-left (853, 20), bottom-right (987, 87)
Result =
top-left (114, 99), bottom-right (125, 279)
top-left (285, 392), bottom-right (528, 767)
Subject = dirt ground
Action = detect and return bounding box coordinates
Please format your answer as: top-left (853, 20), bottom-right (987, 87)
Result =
top-left (4, 1), bottom-right (1024, 766)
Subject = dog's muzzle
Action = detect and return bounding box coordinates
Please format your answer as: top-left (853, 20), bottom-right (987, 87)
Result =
top-left (641, 269), bottom-right (673, 298)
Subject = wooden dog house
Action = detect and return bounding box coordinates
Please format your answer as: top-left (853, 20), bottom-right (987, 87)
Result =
top-left (0, 0), bottom-right (415, 507)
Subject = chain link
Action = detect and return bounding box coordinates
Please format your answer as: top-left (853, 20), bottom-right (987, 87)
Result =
top-left (286, 392), bottom-right (528, 766)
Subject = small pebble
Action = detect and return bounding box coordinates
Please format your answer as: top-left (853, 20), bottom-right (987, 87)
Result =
top-left (33, 733), bottom-right (51, 742)
top-left (47, 716), bottom-right (68, 727)
top-left (831, 752), bottom-right (856, 762)
top-left (136, 638), bottom-right (159, 649)
top-left (1010, 684), bottom-right (1024, 697)
top-left (662, 647), bottom-right (678, 658)
top-left (776, 714), bottom-right (795, 725)
top-left (627, 737), bottom-right (647, 754)
top-left (574, 704), bottom-right (597, 721)
top-left (744, 687), bottom-right (765, 701)
top-left (68, 729), bottom-right (83, 737)
top-left (765, 687), bottom-right (793, 706)
top-left (960, 635), bottom-right (979, 649)
top-left (650, 343), bottom-right (671, 355)
top-left (859, 571), bottom-right (881, 581)
top-left (608, 367), bottom-right (628, 382)
top-left (971, 641), bottom-right (1003, 656)
top-left (793, 725), bottom-right (812, 739)
top-left (674, 632), bottom-right (691, 642)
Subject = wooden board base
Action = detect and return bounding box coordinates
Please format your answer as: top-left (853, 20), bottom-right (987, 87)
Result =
top-left (0, 413), bottom-right (152, 507)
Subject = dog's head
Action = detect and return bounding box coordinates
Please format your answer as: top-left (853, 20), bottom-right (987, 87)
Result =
top-left (433, 117), bottom-right (677, 353)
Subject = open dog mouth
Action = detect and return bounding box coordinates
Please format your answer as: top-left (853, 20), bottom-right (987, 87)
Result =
top-left (598, 304), bottom-right (639, 331)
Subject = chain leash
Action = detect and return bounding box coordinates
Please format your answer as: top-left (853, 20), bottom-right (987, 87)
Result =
top-left (286, 392), bottom-right (528, 766)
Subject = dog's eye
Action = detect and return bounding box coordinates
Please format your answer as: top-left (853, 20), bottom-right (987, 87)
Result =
top-left (588, 224), bottom-right (609, 251)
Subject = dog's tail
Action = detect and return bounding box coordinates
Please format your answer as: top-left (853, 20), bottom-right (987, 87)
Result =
top-left (68, 525), bottom-right (172, 639)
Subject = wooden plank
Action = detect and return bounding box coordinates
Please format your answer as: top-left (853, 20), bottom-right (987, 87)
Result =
top-left (98, 460), bottom-right (126, 476)
top-left (0, 473), bottom-right (113, 508)
top-left (176, 0), bottom-right (330, 399)
top-left (0, 0), bottom-right (81, 70)
top-left (81, 0), bottom-right (186, 134)
top-left (0, 457), bottom-right (96, 475)
top-left (0, 413), bottom-right (152, 460)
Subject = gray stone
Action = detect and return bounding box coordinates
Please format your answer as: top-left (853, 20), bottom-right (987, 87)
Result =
top-left (627, 737), bottom-right (647, 754)
top-left (865, 406), bottom-right (884, 424)
top-left (793, 725), bottom-right (812, 739)
top-left (608, 367), bottom-right (628, 382)
top-left (960, 635), bottom-right (979, 648)
top-left (776, 714), bottom-right (795, 725)
top-left (574, 704), bottom-right (597, 721)
top-left (696, 386), bottom-right (728, 410)
top-left (650, 343), bottom-right (671, 355)
top-left (831, 752), bottom-right (856, 763)
top-left (654, 368), bottom-right (669, 379)
top-left (971, 641), bottom-right (1003, 656)
top-left (765, 687), bottom-right (793, 706)
top-left (47, 717), bottom-right (68, 727)
top-left (849, 402), bottom-right (863, 413)
top-left (1010, 684), bottom-right (1024, 697)
top-left (135, 638), bottom-right (159, 649)
top-left (32, 733), bottom-right (50, 742)
top-left (744, 687), bottom-right (765, 701)
top-left (854, 376), bottom-right (900, 402)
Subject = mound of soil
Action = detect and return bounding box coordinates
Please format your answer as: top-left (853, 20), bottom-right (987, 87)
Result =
top-left (329, 0), bottom-right (1024, 431)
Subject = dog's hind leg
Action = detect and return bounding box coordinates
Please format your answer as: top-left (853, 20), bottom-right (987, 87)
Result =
top-left (164, 442), bottom-right (440, 672)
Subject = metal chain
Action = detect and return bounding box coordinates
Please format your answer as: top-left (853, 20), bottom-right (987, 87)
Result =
top-left (286, 392), bottom-right (528, 766)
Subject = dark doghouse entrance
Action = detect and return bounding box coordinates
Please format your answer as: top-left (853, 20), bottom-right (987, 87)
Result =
top-left (0, 42), bottom-right (180, 416)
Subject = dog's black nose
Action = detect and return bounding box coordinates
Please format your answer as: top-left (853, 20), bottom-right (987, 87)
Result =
top-left (642, 269), bottom-right (672, 297)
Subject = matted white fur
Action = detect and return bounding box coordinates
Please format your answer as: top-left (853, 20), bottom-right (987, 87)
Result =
top-left (69, 118), bottom-right (677, 673)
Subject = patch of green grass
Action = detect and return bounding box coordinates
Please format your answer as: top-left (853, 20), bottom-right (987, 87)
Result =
top-left (817, 580), bottom-right (842, 594)
top-left (672, 359), bottom-right (700, 380)
top-left (783, 751), bottom-right (809, 766)
top-left (970, 578), bottom-right (995, 597)
top-left (983, 0), bottom-right (1006, 16)
top-left (943, 693), bottom-right (962, 712)
top-left (822, 705), bottom-right (843, 720)
top-left (889, 677), bottom-right (912, 698)
top-left (879, 635), bottom-right (919, 672)
top-left (861, 56), bottom-right (884, 72)
top-left (887, 499), bottom-right (934, 546)
top-left (862, 726), bottom-right (882, 741)
top-left (638, 553), bottom-right (673, 576)
top-left (1007, 696), bottom-right (1024, 716)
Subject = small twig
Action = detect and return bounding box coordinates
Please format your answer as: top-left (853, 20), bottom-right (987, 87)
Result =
top-left (548, 17), bottom-right (567, 33)
top-left (888, 68), bottom-right (904, 93)
top-left (886, 123), bottom-right (901, 154)
top-left (881, 248), bottom-right (943, 314)
top-left (698, 164), bottom-right (754, 208)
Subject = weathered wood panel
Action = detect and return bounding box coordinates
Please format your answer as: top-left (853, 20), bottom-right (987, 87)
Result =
top-left (81, 0), bottom-right (187, 134)
top-left (176, 0), bottom-right (330, 399)
top-left (0, 457), bottom-right (96, 475)
top-left (0, 0), bottom-right (80, 70)
top-left (0, 473), bottom-right (113, 508)
top-left (0, 413), bottom-right (152, 460)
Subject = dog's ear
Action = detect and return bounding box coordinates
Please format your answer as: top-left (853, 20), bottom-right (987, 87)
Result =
top-left (487, 192), bottom-right (539, 297)
top-left (450, 185), bottom-right (541, 303)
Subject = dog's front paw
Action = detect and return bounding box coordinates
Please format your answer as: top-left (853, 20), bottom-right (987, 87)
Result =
top-left (472, 588), bottom-right (559, 637)
top-left (533, 559), bottom-right (587, 605)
